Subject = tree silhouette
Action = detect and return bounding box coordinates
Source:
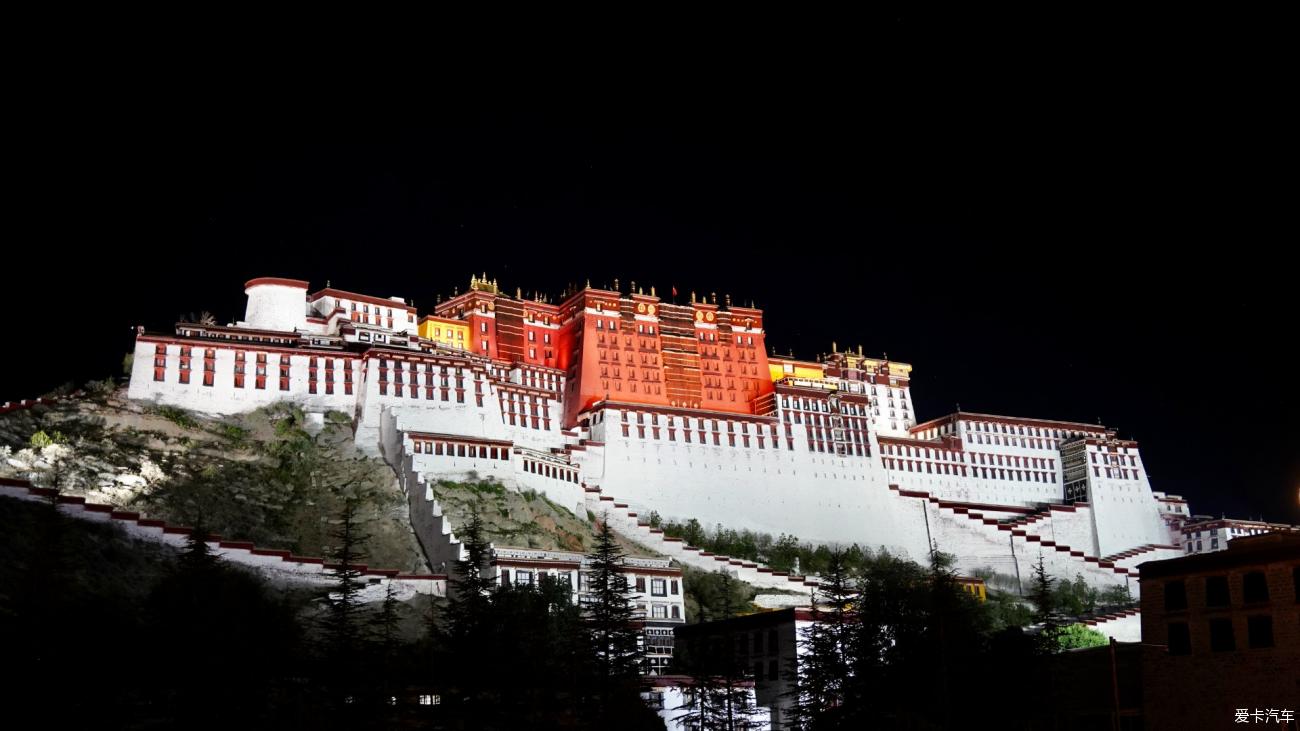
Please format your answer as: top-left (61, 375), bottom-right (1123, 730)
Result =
top-left (320, 499), bottom-right (373, 709)
top-left (790, 549), bottom-right (860, 729)
top-left (676, 570), bottom-right (763, 730)
top-left (583, 519), bottom-right (645, 724)
top-left (1029, 556), bottom-right (1066, 656)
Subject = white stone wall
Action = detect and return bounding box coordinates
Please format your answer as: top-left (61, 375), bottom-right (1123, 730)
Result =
top-left (594, 406), bottom-right (918, 554)
top-left (1084, 467), bottom-right (1171, 558)
top-left (127, 340), bottom-right (361, 416)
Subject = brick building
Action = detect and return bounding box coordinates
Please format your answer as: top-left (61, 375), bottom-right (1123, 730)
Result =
top-left (1138, 532), bottom-right (1299, 729)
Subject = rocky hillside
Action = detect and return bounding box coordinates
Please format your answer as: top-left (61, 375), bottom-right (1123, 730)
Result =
top-left (1, 390), bottom-right (426, 571)
top-left (1, 388), bottom-right (662, 569)
top-left (429, 476), bottom-right (661, 557)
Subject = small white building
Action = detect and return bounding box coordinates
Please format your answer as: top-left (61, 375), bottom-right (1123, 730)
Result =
top-left (1178, 517), bottom-right (1299, 555)
top-left (489, 547), bottom-right (686, 675)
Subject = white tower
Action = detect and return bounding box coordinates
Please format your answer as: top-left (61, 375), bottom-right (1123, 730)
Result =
top-left (242, 277), bottom-right (309, 332)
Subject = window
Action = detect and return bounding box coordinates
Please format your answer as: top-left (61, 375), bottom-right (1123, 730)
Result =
top-left (1208, 618), bottom-right (1235, 652)
top-left (1247, 615), bottom-right (1274, 648)
top-left (1242, 571), bottom-right (1269, 604)
top-left (1163, 580), bottom-right (1187, 611)
top-left (635, 577), bottom-right (646, 593)
top-left (767, 629), bottom-right (777, 655)
top-left (1166, 622), bottom-right (1191, 655)
top-left (768, 659), bottom-right (779, 680)
top-left (153, 344), bottom-right (166, 381)
top-left (651, 605), bottom-right (667, 619)
top-left (670, 579), bottom-right (679, 595)
top-left (1205, 576), bottom-right (1231, 607)
top-left (651, 578), bottom-right (666, 596)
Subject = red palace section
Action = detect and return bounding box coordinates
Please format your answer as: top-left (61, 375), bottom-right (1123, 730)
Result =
top-left (434, 280), bottom-right (775, 428)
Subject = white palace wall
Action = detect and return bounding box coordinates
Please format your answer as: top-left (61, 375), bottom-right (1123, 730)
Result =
top-left (127, 339), bottom-right (361, 416)
top-left (587, 405), bottom-right (927, 559)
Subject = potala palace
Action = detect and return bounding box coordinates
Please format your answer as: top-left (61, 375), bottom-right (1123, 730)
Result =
top-left (126, 276), bottom-right (1195, 596)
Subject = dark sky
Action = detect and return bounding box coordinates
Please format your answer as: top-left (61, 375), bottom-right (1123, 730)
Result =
top-left (6, 20), bottom-right (1296, 525)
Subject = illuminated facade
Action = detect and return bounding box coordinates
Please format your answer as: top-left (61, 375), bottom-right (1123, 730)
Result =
top-left (127, 276), bottom-right (1195, 596)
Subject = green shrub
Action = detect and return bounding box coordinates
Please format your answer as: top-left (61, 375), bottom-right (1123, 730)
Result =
top-left (1058, 623), bottom-right (1109, 650)
top-left (154, 406), bottom-right (198, 430)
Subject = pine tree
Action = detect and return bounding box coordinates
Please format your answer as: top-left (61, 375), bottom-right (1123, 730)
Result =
top-left (371, 581), bottom-right (402, 706)
top-left (439, 511), bottom-right (496, 715)
top-left (179, 518), bottom-right (219, 574)
top-left (583, 519), bottom-right (645, 723)
top-left (791, 549), bottom-right (857, 729)
top-left (677, 571), bottom-right (763, 730)
top-left (1029, 556), bottom-right (1066, 656)
top-left (321, 499), bottom-right (372, 707)
top-left (442, 511), bottom-right (494, 642)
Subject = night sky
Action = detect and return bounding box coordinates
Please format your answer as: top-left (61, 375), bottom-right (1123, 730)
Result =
top-left (6, 31), bottom-right (1296, 526)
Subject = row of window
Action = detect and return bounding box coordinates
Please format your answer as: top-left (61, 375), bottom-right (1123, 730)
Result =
top-left (1166, 615), bottom-right (1278, 654)
top-left (501, 568), bottom-right (682, 602)
top-left (154, 345), bottom-right (359, 394)
top-left (884, 458), bottom-right (1059, 483)
top-left (621, 423), bottom-right (780, 450)
top-left (412, 441), bottom-right (510, 461)
top-left (623, 411), bottom-right (777, 435)
top-left (522, 458), bottom-right (578, 483)
top-left (1164, 570), bottom-right (1296, 610)
top-left (965, 421), bottom-right (1095, 439)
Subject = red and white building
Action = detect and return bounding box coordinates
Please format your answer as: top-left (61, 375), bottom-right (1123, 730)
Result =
top-left (128, 275), bottom-right (1211, 597)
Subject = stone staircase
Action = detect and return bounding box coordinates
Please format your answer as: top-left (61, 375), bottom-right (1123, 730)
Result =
top-left (1101, 543), bottom-right (1182, 571)
top-left (581, 484), bottom-right (820, 594)
top-left (1079, 606), bottom-right (1142, 642)
top-left (887, 485), bottom-right (1136, 584)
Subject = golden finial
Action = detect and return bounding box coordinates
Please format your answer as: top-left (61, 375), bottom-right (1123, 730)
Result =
top-left (691, 291), bottom-right (696, 303)
top-left (614, 278), bottom-right (620, 292)
top-left (725, 294), bottom-right (732, 307)
top-left (586, 278), bottom-right (591, 289)
top-left (710, 292), bottom-right (717, 304)
top-left (858, 344), bottom-right (863, 356)
top-left (832, 341), bottom-right (838, 353)
top-left (631, 280), bottom-right (637, 295)
top-left (650, 285), bottom-right (656, 297)
top-left (517, 286), bottom-right (523, 299)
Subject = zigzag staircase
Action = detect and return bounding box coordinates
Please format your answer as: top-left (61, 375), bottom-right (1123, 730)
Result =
top-left (582, 484), bottom-right (820, 594)
top-left (887, 485), bottom-right (1138, 582)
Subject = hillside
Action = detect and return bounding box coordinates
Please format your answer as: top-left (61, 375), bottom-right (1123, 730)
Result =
top-left (0, 387), bottom-right (661, 568)
top-left (0, 390), bottom-right (426, 570)
top-left (429, 475), bottom-right (661, 557)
